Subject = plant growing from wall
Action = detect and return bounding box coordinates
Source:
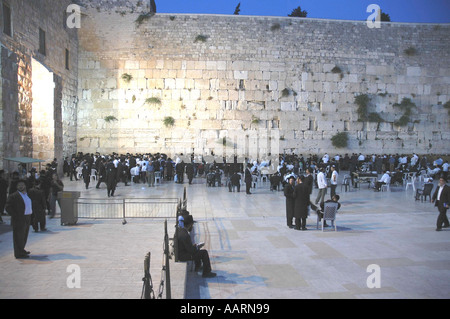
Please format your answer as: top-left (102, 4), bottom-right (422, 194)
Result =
top-left (403, 46), bottom-right (417, 56)
top-left (367, 112), bottom-right (384, 123)
top-left (194, 35), bottom-right (209, 43)
top-left (354, 94), bottom-right (369, 121)
top-left (163, 116), bottom-right (175, 127)
top-left (393, 97), bottom-right (416, 126)
top-left (354, 94), bottom-right (384, 123)
top-left (104, 116), bottom-right (118, 138)
top-left (121, 73), bottom-right (133, 83)
top-left (104, 115), bottom-right (118, 123)
top-left (331, 66), bottom-right (344, 79)
top-left (135, 12), bottom-right (154, 26)
top-left (251, 116), bottom-right (260, 125)
top-left (443, 100), bottom-right (450, 116)
top-left (145, 97), bottom-right (162, 106)
top-left (331, 132), bottom-right (348, 148)
top-left (270, 23), bottom-right (281, 31)
top-left (280, 88), bottom-right (297, 98)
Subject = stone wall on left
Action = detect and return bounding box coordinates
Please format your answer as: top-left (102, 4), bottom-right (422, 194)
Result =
top-left (0, 0), bottom-right (78, 173)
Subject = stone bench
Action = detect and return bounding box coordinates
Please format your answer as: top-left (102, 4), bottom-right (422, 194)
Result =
top-left (168, 258), bottom-right (190, 299)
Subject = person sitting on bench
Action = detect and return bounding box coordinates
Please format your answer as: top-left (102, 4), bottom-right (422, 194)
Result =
top-left (177, 216), bottom-right (217, 278)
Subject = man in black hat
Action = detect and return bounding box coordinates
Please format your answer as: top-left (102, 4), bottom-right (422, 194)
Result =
top-left (106, 158), bottom-right (118, 197)
top-left (177, 217), bottom-right (216, 278)
top-left (293, 176), bottom-right (310, 230)
top-left (284, 176), bottom-right (296, 228)
top-left (244, 163), bottom-right (252, 194)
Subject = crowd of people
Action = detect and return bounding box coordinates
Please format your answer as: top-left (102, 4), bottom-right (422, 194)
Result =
top-left (0, 150), bottom-right (448, 258)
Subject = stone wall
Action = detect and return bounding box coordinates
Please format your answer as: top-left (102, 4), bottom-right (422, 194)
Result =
top-left (0, 0), bottom-right (78, 172)
top-left (77, 10), bottom-right (450, 157)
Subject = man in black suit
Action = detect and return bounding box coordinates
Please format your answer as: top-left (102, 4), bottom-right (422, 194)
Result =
top-left (69, 157), bottom-right (78, 181)
top-left (244, 164), bottom-right (252, 194)
top-left (5, 180), bottom-right (33, 259)
top-left (432, 177), bottom-right (450, 231)
top-left (106, 159), bottom-right (118, 197)
top-left (304, 168), bottom-right (314, 195)
top-left (186, 162), bottom-right (194, 185)
top-left (284, 176), bottom-right (296, 228)
top-left (81, 162), bottom-right (91, 189)
top-left (96, 158), bottom-right (107, 189)
top-left (177, 217), bottom-right (216, 278)
top-left (270, 172), bottom-right (282, 191)
top-left (293, 176), bottom-right (310, 230)
top-left (28, 183), bottom-right (47, 232)
top-left (228, 171), bottom-right (241, 192)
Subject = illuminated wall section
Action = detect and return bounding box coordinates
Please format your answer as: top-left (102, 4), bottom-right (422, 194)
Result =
top-left (31, 58), bottom-right (55, 163)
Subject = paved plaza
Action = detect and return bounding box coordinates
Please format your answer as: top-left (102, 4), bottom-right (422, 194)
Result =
top-left (0, 173), bottom-right (449, 299)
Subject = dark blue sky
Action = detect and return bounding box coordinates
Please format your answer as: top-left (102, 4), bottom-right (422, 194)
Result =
top-left (156, 0), bottom-right (450, 23)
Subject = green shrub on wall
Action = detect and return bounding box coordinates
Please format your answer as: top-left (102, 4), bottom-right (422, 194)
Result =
top-left (163, 116), bottom-right (175, 127)
top-left (104, 115), bottom-right (118, 123)
top-left (444, 100), bottom-right (450, 115)
top-left (393, 97), bottom-right (416, 126)
top-left (145, 97), bottom-right (161, 105)
top-left (121, 73), bottom-right (132, 83)
top-left (354, 94), bottom-right (369, 121)
top-left (331, 132), bottom-right (348, 149)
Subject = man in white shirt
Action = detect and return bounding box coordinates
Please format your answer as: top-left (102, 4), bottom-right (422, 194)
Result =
top-left (330, 165), bottom-right (338, 199)
top-left (357, 153), bottom-right (365, 169)
top-left (374, 171), bottom-right (391, 191)
top-left (6, 180), bottom-right (33, 259)
top-left (315, 167), bottom-right (327, 205)
top-left (443, 161), bottom-right (449, 180)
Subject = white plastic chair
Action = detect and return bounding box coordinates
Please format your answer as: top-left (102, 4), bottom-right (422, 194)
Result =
top-left (91, 169), bottom-right (97, 181)
top-left (341, 175), bottom-right (351, 192)
top-left (317, 202), bottom-right (339, 232)
top-left (252, 175), bottom-right (258, 188)
top-left (76, 166), bottom-right (83, 179)
top-left (154, 171), bottom-right (162, 185)
top-left (405, 174), bottom-right (416, 191)
top-left (260, 170), bottom-right (269, 183)
top-left (381, 176), bottom-right (391, 192)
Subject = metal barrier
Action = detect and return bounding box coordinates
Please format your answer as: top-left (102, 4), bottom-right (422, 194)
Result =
top-left (76, 197), bottom-right (179, 223)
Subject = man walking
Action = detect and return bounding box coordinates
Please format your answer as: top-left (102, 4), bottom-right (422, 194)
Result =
top-left (106, 159), bottom-right (118, 197)
top-left (432, 177), bottom-right (449, 231)
top-left (6, 180), bottom-right (33, 259)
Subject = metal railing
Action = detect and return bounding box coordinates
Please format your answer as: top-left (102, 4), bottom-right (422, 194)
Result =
top-left (76, 197), bottom-right (179, 224)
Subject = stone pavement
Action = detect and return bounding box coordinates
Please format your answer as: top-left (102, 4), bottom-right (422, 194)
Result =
top-left (0, 173), bottom-right (449, 299)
